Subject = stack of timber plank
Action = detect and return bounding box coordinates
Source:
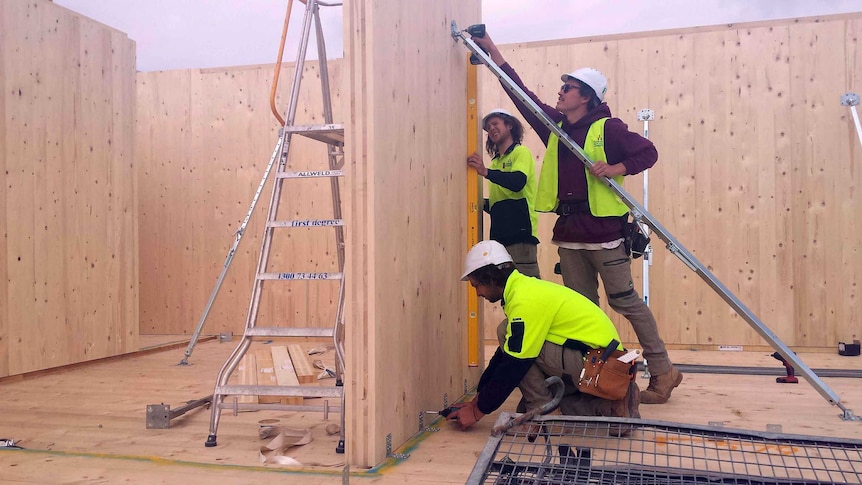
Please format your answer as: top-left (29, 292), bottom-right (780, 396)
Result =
top-left (235, 344), bottom-right (318, 405)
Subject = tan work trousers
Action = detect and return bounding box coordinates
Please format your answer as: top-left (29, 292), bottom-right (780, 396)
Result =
top-left (505, 242), bottom-right (540, 279)
top-left (496, 320), bottom-right (616, 416)
top-left (558, 245), bottom-right (672, 375)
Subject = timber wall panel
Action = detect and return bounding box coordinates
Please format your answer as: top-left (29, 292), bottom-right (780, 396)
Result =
top-left (480, 14), bottom-right (862, 349)
top-left (136, 61), bottom-right (344, 335)
top-left (344, 0), bottom-right (482, 467)
top-left (0, 0), bottom-right (8, 377)
top-left (0, 0), bottom-right (138, 376)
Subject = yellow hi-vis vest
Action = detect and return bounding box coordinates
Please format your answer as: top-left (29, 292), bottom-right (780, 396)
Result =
top-left (536, 118), bottom-right (629, 217)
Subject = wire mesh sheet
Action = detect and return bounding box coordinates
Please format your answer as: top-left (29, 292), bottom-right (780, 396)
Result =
top-left (468, 413), bottom-right (862, 485)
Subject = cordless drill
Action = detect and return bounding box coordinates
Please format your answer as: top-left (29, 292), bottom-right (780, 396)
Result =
top-left (771, 352), bottom-right (798, 384)
top-left (466, 24), bottom-right (486, 65)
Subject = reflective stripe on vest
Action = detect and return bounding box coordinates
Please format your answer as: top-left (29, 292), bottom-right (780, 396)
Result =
top-left (536, 118), bottom-right (628, 217)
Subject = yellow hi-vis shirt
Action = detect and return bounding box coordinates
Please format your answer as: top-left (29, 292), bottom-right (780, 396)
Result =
top-left (488, 144), bottom-right (539, 241)
top-left (535, 118), bottom-right (629, 217)
top-left (501, 270), bottom-right (623, 359)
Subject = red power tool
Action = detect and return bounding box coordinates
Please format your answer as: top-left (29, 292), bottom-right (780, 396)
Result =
top-left (771, 352), bottom-right (799, 384)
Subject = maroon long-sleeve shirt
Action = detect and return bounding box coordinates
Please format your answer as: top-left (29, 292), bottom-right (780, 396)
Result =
top-left (501, 63), bottom-right (658, 244)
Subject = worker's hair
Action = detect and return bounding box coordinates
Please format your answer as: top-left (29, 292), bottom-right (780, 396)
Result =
top-left (578, 84), bottom-right (602, 111)
top-left (484, 114), bottom-right (524, 158)
top-left (469, 261), bottom-right (515, 288)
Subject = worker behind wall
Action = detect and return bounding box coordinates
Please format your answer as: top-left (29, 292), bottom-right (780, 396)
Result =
top-left (467, 109), bottom-right (540, 279)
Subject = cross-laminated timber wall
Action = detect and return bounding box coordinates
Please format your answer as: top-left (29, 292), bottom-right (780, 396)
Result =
top-left (343, 0), bottom-right (482, 467)
top-left (0, 0), bottom-right (138, 377)
top-left (135, 61), bottom-right (344, 336)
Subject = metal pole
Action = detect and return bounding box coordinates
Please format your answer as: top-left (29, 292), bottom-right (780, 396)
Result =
top-left (841, 92), bottom-right (862, 151)
top-left (637, 108), bottom-right (654, 307)
top-left (452, 23), bottom-right (858, 420)
top-left (179, 137), bottom-right (284, 365)
top-left (312, 3), bottom-right (348, 455)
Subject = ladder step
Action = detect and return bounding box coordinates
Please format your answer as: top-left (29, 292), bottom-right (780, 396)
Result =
top-left (245, 327), bottom-right (334, 338)
top-left (277, 169), bottom-right (343, 179)
top-left (268, 218), bottom-right (344, 228)
top-left (258, 272), bottom-right (343, 281)
top-left (216, 385), bottom-right (342, 398)
top-left (284, 123), bottom-right (344, 146)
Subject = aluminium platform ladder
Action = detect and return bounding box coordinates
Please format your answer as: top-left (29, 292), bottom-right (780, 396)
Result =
top-left (205, 0), bottom-right (347, 453)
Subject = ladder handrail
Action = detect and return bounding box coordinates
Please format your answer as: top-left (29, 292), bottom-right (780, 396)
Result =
top-left (270, 0), bottom-right (296, 126)
top-left (452, 22), bottom-right (858, 421)
top-left (271, 0), bottom-right (343, 126)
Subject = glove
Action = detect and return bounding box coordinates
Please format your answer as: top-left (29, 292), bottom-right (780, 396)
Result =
top-left (447, 397), bottom-right (485, 430)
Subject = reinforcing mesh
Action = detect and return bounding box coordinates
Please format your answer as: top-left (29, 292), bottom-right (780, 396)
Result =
top-left (470, 414), bottom-right (862, 485)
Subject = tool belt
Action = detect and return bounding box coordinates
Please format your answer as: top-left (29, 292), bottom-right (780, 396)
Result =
top-left (556, 200), bottom-right (591, 216)
top-left (577, 339), bottom-right (636, 401)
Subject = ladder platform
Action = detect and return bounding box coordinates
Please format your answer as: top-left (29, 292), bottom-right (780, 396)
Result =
top-left (257, 272), bottom-right (343, 281)
top-left (216, 385), bottom-right (342, 398)
top-left (244, 327), bottom-right (334, 338)
top-left (277, 169), bottom-right (343, 179)
top-left (268, 218), bottom-right (344, 228)
top-left (283, 123), bottom-right (344, 146)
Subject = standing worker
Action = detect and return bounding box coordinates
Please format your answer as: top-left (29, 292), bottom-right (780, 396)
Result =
top-left (467, 109), bottom-right (540, 278)
top-left (448, 240), bottom-right (640, 432)
top-left (470, 31), bottom-right (682, 405)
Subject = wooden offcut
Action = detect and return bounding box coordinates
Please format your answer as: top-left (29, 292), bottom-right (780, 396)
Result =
top-left (253, 348), bottom-right (302, 406)
top-left (288, 344), bottom-right (317, 384)
top-left (236, 353), bottom-right (258, 405)
top-left (254, 349), bottom-right (280, 404)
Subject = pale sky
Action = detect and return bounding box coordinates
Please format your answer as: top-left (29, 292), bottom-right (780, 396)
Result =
top-left (53, 0), bottom-right (862, 72)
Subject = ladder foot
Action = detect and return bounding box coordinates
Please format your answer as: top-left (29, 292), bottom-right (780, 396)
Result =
top-left (336, 379), bottom-right (343, 387)
top-left (205, 434), bottom-right (218, 447)
top-left (336, 439), bottom-right (345, 454)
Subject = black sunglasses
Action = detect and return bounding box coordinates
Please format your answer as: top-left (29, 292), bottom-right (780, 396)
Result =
top-left (561, 83), bottom-right (581, 93)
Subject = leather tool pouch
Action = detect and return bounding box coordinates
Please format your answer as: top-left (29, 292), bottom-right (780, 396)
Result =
top-left (623, 217), bottom-right (650, 259)
top-left (577, 347), bottom-right (636, 400)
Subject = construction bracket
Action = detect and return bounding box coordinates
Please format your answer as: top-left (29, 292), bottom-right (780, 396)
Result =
top-left (146, 395), bottom-right (212, 429)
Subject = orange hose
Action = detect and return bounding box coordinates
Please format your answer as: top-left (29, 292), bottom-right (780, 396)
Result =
top-left (270, 0), bottom-right (295, 126)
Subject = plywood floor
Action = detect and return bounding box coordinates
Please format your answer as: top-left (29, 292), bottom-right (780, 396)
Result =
top-left (1, 338), bottom-right (860, 484)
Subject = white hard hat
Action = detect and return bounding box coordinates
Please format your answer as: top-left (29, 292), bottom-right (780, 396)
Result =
top-left (561, 68), bottom-right (608, 102)
top-left (461, 240), bottom-right (513, 281)
top-left (482, 108), bottom-right (514, 131)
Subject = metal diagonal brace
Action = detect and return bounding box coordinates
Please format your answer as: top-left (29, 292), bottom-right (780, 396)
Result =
top-left (451, 21), bottom-right (858, 421)
top-left (179, 136), bottom-right (285, 365)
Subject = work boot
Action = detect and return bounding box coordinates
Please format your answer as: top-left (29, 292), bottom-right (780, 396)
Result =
top-left (640, 365), bottom-right (683, 404)
top-left (608, 382), bottom-right (640, 437)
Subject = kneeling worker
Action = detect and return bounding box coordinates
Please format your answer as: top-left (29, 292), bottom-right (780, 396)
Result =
top-left (449, 240), bottom-right (640, 430)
